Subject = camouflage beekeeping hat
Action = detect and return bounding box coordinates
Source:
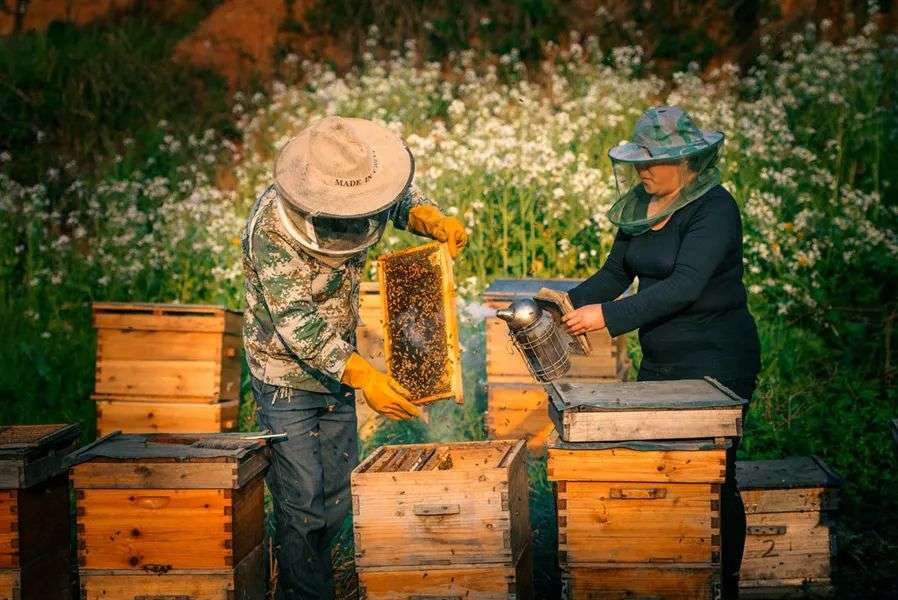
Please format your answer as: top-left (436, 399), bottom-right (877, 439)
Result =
top-left (609, 106), bottom-right (724, 164)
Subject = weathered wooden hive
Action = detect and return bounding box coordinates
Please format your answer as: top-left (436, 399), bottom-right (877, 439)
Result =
top-left (0, 423), bottom-right (80, 600)
top-left (546, 378), bottom-right (747, 600)
top-left (71, 432), bottom-right (269, 600)
top-left (736, 457), bottom-right (842, 597)
top-left (353, 282), bottom-right (389, 441)
top-left (352, 440), bottom-right (532, 599)
top-left (483, 278), bottom-right (630, 452)
top-left (377, 242), bottom-right (463, 405)
top-left (92, 302), bottom-right (243, 435)
top-left (547, 378), bottom-right (745, 443)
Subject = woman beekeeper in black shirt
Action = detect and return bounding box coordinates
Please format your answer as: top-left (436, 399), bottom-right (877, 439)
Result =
top-left (563, 106), bottom-right (761, 598)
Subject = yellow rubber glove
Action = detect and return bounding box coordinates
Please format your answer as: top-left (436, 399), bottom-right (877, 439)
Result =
top-left (341, 353), bottom-right (422, 421)
top-left (408, 205), bottom-right (468, 258)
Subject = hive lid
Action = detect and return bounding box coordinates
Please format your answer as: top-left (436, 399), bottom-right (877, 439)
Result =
top-left (548, 435), bottom-right (731, 452)
top-left (548, 377), bottom-right (746, 412)
top-left (0, 423), bottom-right (81, 488)
top-left (736, 456), bottom-right (842, 490)
top-left (0, 423), bottom-right (80, 455)
top-left (483, 278), bottom-right (582, 301)
top-left (68, 432), bottom-right (267, 465)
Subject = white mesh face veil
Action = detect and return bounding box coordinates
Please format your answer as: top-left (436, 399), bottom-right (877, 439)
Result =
top-left (276, 197), bottom-right (393, 257)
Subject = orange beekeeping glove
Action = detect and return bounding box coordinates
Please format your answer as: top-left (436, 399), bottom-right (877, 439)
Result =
top-left (341, 353), bottom-right (422, 421)
top-left (408, 205), bottom-right (468, 258)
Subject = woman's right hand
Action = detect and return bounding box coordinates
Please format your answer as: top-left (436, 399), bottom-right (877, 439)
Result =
top-left (562, 303), bottom-right (606, 335)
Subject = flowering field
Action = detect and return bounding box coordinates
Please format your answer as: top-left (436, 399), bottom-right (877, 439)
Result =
top-left (2, 17), bottom-right (897, 594)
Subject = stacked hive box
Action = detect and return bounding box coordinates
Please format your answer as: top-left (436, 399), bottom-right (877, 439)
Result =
top-left (354, 282), bottom-right (389, 440)
top-left (737, 457), bottom-right (842, 597)
top-left (92, 302), bottom-right (243, 435)
top-left (0, 423), bottom-right (80, 600)
top-left (483, 279), bottom-right (629, 452)
top-left (352, 440), bottom-right (532, 599)
top-left (71, 432), bottom-right (269, 600)
top-left (546, 378), bottom-right (746, 600)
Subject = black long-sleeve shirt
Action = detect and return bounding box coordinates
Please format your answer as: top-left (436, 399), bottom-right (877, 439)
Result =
top-left (569, 185), bottom-right (761, 380)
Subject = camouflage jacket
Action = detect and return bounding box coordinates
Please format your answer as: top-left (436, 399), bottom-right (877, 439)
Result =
top-left (242, 184), bottom-right (434, 392)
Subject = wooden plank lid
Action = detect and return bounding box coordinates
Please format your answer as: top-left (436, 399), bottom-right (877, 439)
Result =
top-left (483, 278), bottom-right (582, 301)
top-left (548, 377), bottom-right (747, 412)
top-left (0, 423), bottom-right (81, 488)
top-left (0, 423), bottom-right (80, 454)
top-left (68, 432), bottom-right (268, 465)
top-left (736, 456), bottom-right (842, 491)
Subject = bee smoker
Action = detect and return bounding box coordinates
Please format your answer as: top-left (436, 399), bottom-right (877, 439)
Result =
top-left (495, 298), bottom-right (571, 382)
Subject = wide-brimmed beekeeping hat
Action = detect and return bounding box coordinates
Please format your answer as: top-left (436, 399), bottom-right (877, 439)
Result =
top-left (609, 106), bottom-right (723, 164)
top-left (274, 116), bottom-right (414, 218)
top-left (272, 116), bottom-right (414, 257)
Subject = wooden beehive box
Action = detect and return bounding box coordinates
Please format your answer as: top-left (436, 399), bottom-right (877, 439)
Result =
top-left (892, 419), bottom-right (898, 452)
top-left (548, 435), bottom-right (729, 569)
top-left (737, 457), bottom-right (842, 597)
top-left (358, 544), bottom-right (533, 600)
top-left (0, 423), bottom-right (81, 600)
top-left (483, 279), bottom-right (630, 452)
top-left (547, 377), bottom-right (746, 443)
top-left (483, 278), bottom-right (629, 384)
top-left (377, 242), bottom-right (463, 405)
top-left (354, 282), bottom-right (387, 440)
top-left (92, 302), bottom-right (243, 403)
top-left (562, 565), bottom-right (719, 600)
top-left (352, 440), bottom-right (530, 572)
top-left (95, 399), bottom-right (239, 437)
top-left (71, 432), bottom-right (269, 600)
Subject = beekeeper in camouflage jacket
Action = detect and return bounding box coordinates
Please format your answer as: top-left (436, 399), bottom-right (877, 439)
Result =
top-left (242, 116), bottom-right (467, 599)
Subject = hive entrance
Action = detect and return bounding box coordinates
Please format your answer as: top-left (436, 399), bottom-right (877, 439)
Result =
top-left (377, 242), bottom-right (463, 404)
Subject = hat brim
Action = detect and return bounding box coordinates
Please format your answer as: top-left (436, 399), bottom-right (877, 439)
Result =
top-left (274, 117), bottom-right (414, 218)
top-left (608, 130), bottom-right (724, 164)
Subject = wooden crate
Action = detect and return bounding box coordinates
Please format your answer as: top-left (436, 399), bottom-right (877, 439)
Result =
top-left (71, 432), bottom-right (268, 583)
top-left (92, 302), bottom-right (243, 404)
top-left (548, 436), bottom-right (729, 566)
top-left (562, 565), bottom-right (719, 600)
top-left (547, 378), bottom-right (746, 443)
top-left (0, 549), bottom-right (74, 600)
top-left (486, 383), bottom-right (556, 452)
top-left (95, 399), bottom-right (239, 436)
top-left (737, 457), bottom-right (842, 596)
top-left (0, 424), bottom-right (80, 600)
top-left (80, 543), bottom-right (266, 600)
top-left (377, 242), bottom-right (463, 405)
top-left (483, 278), bottom-right (629, 384)
top-left (352, 440), bottom-right (530, 569)
top-left (358, 543), bottom-right (533, 600)
top-left (355, 282), bottom-right (387, 441)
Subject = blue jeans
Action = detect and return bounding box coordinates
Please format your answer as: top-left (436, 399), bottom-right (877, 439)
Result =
top-left (252, 377), bottom-right (359, 600)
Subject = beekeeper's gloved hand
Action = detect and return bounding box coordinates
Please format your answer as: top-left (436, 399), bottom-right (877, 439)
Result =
top-left (408, 205), bottom-right (468, 258)
top-left (341, 353), bottom-right (422, 421)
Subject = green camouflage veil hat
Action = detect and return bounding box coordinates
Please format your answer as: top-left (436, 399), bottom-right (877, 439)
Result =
top-left (607, 106), bottom-right (724, 235)
top-left (608, 105), bottom-right (724, 164)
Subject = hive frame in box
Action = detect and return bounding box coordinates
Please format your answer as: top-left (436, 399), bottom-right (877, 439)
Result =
top-left (351, 439), bottom-right (530, 569)
top-left (377, 242), bottom-right (463, 405)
